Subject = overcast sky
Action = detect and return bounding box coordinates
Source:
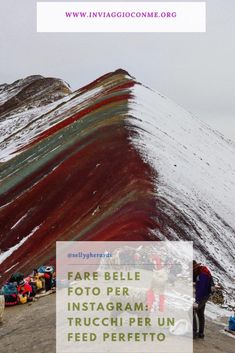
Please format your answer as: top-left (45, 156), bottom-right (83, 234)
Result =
top-left (0, 0), bottom-right (235, 141)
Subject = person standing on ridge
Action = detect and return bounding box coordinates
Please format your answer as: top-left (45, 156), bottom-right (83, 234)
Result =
top-left (193, 260), bottom-right (214, 339)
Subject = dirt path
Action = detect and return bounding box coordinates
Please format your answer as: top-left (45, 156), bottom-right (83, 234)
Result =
top-left (193, 320), bottom-right (234, 353)
top-left (0, 294), bottom-right (56, 353)
top-left (0, 294), bottom-right (234, 353)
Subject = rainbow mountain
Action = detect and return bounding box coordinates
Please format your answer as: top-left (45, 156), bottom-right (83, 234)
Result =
top-left (0, 69), bottom-right (234, 292)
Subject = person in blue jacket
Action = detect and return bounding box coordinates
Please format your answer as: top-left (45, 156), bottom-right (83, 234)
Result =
top-left (193, 260), bottom-right (214, 339)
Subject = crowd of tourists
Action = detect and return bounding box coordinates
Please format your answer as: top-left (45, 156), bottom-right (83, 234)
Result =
top-left (0, 265), bottom-right (55, 307)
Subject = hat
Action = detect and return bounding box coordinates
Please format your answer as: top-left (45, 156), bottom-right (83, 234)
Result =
top-left (45, 266), bottom-right (53, 273)
top-left (19, 279), bottom-right (25, 286)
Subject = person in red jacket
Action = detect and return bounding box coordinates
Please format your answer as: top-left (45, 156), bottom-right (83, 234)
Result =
top-left (193, 261), bottom-right (214, 339)
top-left (17, 280), bottom-right (33, 303)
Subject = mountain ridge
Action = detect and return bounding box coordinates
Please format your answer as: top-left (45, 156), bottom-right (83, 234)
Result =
top-left (0, 70), bottom-right (234, 295)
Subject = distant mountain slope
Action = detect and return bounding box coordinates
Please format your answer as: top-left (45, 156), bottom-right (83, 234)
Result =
top-left (0, 69), bottom-right (234, 293)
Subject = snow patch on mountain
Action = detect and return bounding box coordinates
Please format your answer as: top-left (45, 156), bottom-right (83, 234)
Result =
top-left (128, 84), bottom-right (235, 290)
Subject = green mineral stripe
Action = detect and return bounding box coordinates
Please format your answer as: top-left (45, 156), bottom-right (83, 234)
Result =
top-left (0, 102), bottom-right (129, 196)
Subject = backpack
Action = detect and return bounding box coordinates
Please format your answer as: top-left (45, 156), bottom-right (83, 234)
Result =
top-left (228, 316), bottom-right (235, 331)
top-left (2, 283), bottom-right (19, 306)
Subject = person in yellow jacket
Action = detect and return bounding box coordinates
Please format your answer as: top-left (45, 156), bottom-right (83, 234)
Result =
top-left (31, 269), bottom-right (44, 290)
